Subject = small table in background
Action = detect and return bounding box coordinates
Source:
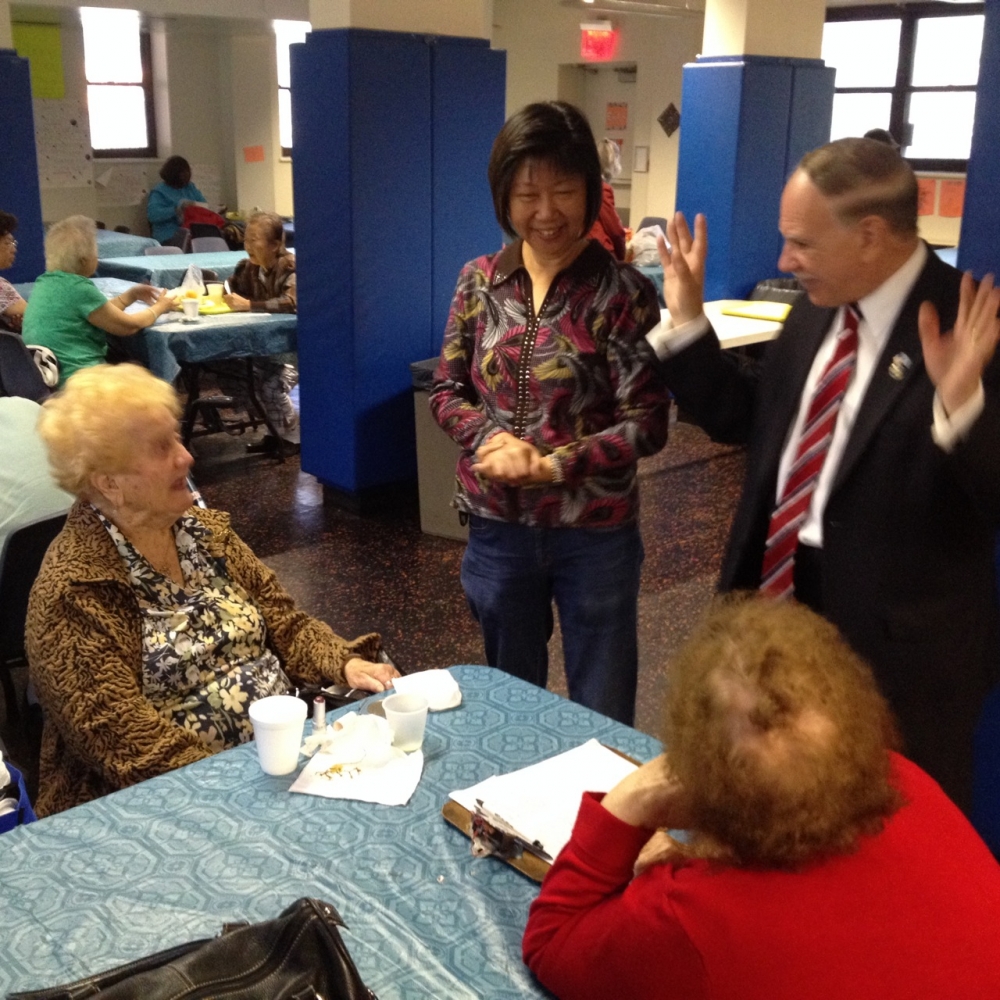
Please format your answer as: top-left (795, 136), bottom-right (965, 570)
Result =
top-left (95, 250), bottom-right (249, 286)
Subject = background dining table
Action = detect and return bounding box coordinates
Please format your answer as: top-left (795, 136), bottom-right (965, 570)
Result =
top-left (94, 250), bottom-right (250, 286)
top-left (0, 666), bottom-right (661, 1000)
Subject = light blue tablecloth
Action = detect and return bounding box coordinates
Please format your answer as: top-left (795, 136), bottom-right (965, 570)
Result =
top-left (95, 230), bottom-right (160, 259)
top-left (16, 278), bottom-right (296, 383)
top-left (0, 666), bottom-right (660, 999)
top-left (95, 250), bottom-right (249, 286)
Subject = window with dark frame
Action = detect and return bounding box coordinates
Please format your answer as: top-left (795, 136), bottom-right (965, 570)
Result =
top-left (81, 6), bottom-right (156, 160)
top-left (823, 2), bottom-right (985, 173)
top-left (275, 20), bottom-right (310, 159)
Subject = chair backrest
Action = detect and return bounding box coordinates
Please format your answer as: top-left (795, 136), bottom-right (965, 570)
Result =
top-left (190, 236), bottom-right (230, 254)
top-left (0, 513), bottom-right (68, 665)
top-left (144, 245), bottom-right (184, 256)
top-left (189, 223), bottom-right (224, 240)
top-left (636, 216), bottom-right (668, 233)
top-left (161, 227), bottom-right (191, 253)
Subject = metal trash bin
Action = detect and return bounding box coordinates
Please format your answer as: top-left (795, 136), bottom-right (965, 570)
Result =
top-left (410, 359), bottom-right (468, 541)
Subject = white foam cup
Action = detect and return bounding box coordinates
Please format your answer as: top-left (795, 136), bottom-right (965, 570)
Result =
top-left (382, 693), bottom-right (429, 752)
top-left (182, 298), bottom-right (200, 320)
top-left (205, 282), bottom-right (224, 304)
top-left (248, 695), bottom-right (307, 775)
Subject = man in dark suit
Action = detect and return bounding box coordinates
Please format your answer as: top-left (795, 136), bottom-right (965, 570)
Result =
top-left (648, 138), bottom-right (1000, 813)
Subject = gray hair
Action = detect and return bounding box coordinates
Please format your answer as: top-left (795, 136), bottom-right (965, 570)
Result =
top-left (45, 215), bottom-right (98, 274)
top-left (597, 138), bottom-right (621, 182)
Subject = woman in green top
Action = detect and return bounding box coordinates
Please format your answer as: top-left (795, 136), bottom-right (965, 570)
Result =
top-left (22, 215), bottom-right (174, 386)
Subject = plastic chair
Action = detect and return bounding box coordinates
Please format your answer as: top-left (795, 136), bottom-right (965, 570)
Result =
top-left (161, 227), bottom-right (191, 253)
top-left (144, 245), bottom-right (184, 256)
top-left (0, 513), bottom-right (67, 723)
top-left (636, 216), bottom-right (668, 233)
top-left (190, 236), bottom-right (230, 254)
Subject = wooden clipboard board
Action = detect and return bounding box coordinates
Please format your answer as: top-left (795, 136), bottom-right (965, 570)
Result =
top-left (441, 744), bottom-right (641, 883)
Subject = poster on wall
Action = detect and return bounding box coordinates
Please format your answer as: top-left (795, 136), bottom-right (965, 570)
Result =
top-left (33, 99), bottom-right (93, 189)
top-left (938, 179), bottom-right (965, 218)
top-left (95, 165), bottom-right (149, 207)
top-left (606, 102), bottom-right (627, 131)
top-left (916, 177), bottom-right (936, 217)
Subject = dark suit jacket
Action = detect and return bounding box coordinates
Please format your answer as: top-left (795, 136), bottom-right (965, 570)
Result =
top-left (660, 249), bottom-right (1000, 811)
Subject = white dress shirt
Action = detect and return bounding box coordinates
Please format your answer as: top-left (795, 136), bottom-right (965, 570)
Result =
top-left (647, 243), bottom-right (985, 547)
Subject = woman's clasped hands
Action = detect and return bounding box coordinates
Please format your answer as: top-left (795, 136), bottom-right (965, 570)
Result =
top-left (472, 431), bottom-right (554, 486)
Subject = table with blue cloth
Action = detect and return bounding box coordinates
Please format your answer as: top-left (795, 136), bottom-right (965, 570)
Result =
top-left (95, 229), bottom-right (160, 258)
top-left (0, 666), bottom-right (660, 999)
top-left (94, 250), bottom-right (249, 286)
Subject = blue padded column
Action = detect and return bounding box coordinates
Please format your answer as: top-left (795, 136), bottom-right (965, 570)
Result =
top-left (959, 0), bottom-right (1000, 277)
top-left (291, 30), bottom-right (505, 498)
top-left (430, 37), bottom-right (505, 354)
top-left (0, 50), bottom-right (45, 283)
top-left (676, 55), bottom-right (833, 300)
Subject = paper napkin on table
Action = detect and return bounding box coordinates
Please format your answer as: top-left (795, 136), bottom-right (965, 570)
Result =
top-left (290, 711), bottom-right (423, 806)
top-left (391, 669), bottom-right (462, 710)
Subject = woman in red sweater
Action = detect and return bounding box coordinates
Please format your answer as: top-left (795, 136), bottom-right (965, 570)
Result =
top-left (524, 597), bottom-right (1000, 1000)
top-left (588, 138), bottom-right (627, 261)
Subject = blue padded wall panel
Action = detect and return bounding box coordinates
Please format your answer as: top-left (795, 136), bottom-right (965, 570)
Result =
top-left (430, 38), bottom-right (506, 356)
top-left (348, 31), bottom-right (432, 490)
top-left (959, 0), bottom-right (1000, 277)
top-left (0, 51), bottom-right (45, 284)
top-left (676, 56), bottom-right (833, 300)
top-left (290, 31), bottom-right (357, 488)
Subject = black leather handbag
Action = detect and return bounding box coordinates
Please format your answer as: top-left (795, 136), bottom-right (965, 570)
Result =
top-left (8, 897), bottom-right (376, 1000)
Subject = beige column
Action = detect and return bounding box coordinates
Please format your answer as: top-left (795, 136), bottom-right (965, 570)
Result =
top-left (703, 0), bottom-right (825, 58)
top-left (308, 0), bottom-right (492, 40)
top-left (1, 1), bottom-right (14, 50)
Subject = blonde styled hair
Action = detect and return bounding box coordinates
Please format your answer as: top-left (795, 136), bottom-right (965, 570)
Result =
top-left (665, 595), bottom-right (901, 868)
top-left (45, 215), bottom-right (98, 274)
top-left (38, 364), bottom-right (182, 496)
top-left (597, 137), bottom-right (621, 182)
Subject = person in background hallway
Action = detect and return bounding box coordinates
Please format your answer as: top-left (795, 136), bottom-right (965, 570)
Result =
top-left (523, 597), bottom-right (1000, 1000)
top-left (588, 138), bottom-right (627, 261)
top-left (21, 216), bottom-right (174, 387)
top-left (214, 211), bottom-right (300, 456)
top-left (430, 102), bottom-right (669, 726)
top-left (26, 364), bottom-right (398, 817)
top-left (146, 156), bottom-right (206, 244)
top-left (0, 211), bottom-right (27, 333)
top-left (863, 127), bottom-right (901, 151)
top-left (646, 137), bottom-right (1000, 815)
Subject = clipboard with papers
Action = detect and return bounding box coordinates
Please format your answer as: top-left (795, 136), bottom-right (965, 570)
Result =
top-left (444, 739), bottom-right (641, 882)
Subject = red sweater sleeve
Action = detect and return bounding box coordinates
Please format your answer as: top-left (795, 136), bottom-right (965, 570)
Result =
top-left (523, 792), bottom-right (708, 1000)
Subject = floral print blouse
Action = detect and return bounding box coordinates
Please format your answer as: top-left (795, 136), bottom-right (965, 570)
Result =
top-left (96, 508), bottom-right (291, 752)
top-left (429, 239), bottom-right (669, 528)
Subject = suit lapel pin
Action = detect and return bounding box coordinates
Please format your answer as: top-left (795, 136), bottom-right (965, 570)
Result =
top-left (888, 352), bottom-right (912, 381)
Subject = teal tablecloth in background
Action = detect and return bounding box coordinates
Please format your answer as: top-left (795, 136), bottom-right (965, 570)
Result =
top-left (95, 250), bottom-right (249, 286)
top-left (0, 666), bottom-right (661, 999)
top-left (95, 230), bottom-right (160, 258)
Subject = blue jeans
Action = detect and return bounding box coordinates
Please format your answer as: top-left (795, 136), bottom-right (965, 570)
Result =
top-left (460, 515), bottom-right (644, 725)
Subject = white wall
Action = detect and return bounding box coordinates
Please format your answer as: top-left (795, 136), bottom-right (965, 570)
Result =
top-left (491, 0), bottom-right (703, 225)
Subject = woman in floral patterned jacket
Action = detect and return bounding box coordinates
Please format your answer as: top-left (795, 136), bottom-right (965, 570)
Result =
top-left (25, 364), bottom-right (397, 817)
top-left (430, 102), bottom-right (669, 726)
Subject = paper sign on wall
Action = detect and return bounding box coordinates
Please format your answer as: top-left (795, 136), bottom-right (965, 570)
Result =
top-left (938, 180), bottom-right (965, 218)
top-left (917, 177), bottom-right (936, 217)
top-left (243, 145), bottom-right (266, 164)
top-left (12, 22), bottom-right (65, 100)
top-left (606, 102), bottom-right (627, 131)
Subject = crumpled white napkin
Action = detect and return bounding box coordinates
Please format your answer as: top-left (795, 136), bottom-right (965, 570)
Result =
top-left (289, 711), bottom-right (423, 806)
top-left (391, 669), bottom-right (462, 711)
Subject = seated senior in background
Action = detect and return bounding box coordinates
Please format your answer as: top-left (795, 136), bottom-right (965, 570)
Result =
top-left (523, 597), bottom-right (1000, 1000)
top-left (0, 209), bottom-right (27, 333)
top-left (26, 364), bottom-right (397, 817)
top-left (21, 215), bottom-right (173, 386)
top-left (216, 210), bottom-right (300, 457)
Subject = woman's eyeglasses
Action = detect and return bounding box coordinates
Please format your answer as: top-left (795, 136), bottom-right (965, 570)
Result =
top-left (0, 236), bottom-right (16, 248)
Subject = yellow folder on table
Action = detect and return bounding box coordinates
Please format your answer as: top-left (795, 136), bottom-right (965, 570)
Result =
top-left (720, 300), bottom-right (791, 322)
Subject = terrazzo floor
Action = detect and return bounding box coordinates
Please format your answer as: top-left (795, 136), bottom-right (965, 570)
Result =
top-left (0, 410), bottom-right (746, 792)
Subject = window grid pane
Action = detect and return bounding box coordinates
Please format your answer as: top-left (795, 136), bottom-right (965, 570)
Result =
top-left (912, 15), bottom-right (984, 88)
top-left (822, 19), bottom-right (901, 89)
top-left (278, 87), bottom-right (293, 150)
top-left (87, 85), bottom-right (148, 150)
top-left (829, 92), bottom-right (893, 143)
top-left (81, 7), bottom-right (142, 84)
top-left (905, 91), bottom-right (977, 160)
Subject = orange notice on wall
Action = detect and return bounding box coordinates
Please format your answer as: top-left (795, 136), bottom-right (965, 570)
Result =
top-left (917, 177), bottom-right (936, 217)
top-left (938, 179), bottom-right (966, 218)
top-left (243, 145), bottom-right (266, 164)
top-left (606, 103), bottom-right (627, 131)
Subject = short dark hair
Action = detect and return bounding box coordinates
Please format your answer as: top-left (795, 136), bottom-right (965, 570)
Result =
top-left (799, 137), bottom-right (917, 235)
top-left (863, 128), bottom-right (900, 151)
top-left (159, 155), bottom-right (192, 188)
top-left (488, 102), bottom-right (603, 239)
top-left (0, 210), bottom-right (18, 240)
